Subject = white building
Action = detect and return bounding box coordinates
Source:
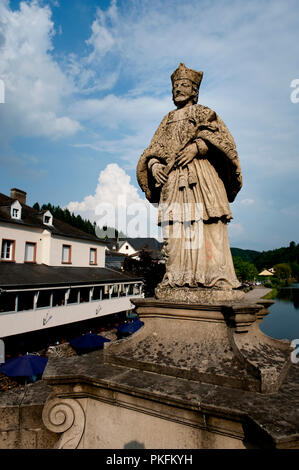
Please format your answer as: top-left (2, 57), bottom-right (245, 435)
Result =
top-left (0, 188), bottom-right (143, 338)
top-left (105, 237), bottom-right (164, 261)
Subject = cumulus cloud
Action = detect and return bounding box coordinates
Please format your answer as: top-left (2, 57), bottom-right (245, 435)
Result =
top-left (67, 163), bottom-right (159, 238)
top-left (239, 199), bottom-right (255, 206)
top-left (0, 0), bottom-right (80, 140)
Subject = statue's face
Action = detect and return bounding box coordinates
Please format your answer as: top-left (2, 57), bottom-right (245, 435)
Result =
top-left (172, 79), bottom-right (195, 108)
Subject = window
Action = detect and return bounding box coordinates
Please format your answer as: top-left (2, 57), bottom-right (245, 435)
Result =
top-left (111, 284), bottom-right (119, 298)
top-left (36, 290), bottom-right (52, 309)
top-left (1, 239), bottom-right (15, 261)
top-left (62, 245), bottom-right (71, 264)
top-left (25, 242), bottom-right (36, 263)
top-left (79, 287), bottom-right (90, 303)
top-left (67, 288), bottom-right (80, 304)
top-left (89, 248), bottom-right (97, 265)
top-left (127, 284), bottom-right (134, 296)
top-left (103, 285), bottom-right (110, 299)
top-left (18, 291), bottom-right (34, 311)
top-left (92, 286), bottom-right (103, 301)
top-left (43, 211), bottom-right (53, 226)
top-left (119, 284), bottom-right (126, 297)
top-left (52, 289), bottom-right (66, 307)
top-left (0, 292), bottom-right (16, 313)
top-left (10, 201), bottom-right (22, 220)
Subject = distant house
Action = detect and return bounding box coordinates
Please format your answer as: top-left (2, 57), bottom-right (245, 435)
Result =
top-left (105, 237), bottom-right (164, 261)
top-left (105, 250), bottom-right (128, 271)
top-left (0, 188), bottom-right (143, 338)
top-left (258, 269), bottom-right (274, 276)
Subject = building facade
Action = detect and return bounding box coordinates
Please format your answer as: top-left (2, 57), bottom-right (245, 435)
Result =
top-left (0, 189), bottom-right (143, 338)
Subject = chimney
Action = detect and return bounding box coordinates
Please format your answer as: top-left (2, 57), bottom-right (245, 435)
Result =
top-left (10, 188), bottom-right (27, 205)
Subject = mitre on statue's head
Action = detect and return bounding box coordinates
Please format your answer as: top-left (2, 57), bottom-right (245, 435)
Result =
top-left (171, 63), bottom-right (203, 88)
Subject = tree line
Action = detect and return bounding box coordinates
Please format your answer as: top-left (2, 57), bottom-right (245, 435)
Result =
top-left (231, 241), bottom-right (299, 282)
top-left (33, 202), bottom-right (126, 239)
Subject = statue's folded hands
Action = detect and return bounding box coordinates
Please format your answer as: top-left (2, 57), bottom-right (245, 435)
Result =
top-left (175, 142), bottom-right (198, 167)
top-left (152, 163), bottom-right (168, 185)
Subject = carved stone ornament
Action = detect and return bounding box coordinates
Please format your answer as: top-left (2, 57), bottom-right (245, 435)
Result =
top-left (42, 397), bottom-right (85, 449)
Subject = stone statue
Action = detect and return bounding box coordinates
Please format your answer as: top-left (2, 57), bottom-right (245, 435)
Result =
top-left (137, 63), bottom-right (244, 302)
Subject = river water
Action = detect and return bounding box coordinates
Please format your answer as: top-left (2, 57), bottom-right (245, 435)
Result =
top-left (259, 283), bottom-right (299, 341)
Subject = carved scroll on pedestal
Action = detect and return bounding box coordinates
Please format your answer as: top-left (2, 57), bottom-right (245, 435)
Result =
top-left (42, 398), bottom-right (85, 449)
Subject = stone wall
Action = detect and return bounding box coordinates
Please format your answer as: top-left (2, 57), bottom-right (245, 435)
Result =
top-left (0, 381), bottom-right (58, 449)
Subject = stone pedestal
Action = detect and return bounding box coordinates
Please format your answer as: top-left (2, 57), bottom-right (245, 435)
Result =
top-left (41, 296), bottom-right (299, 449)
top-left (105, 298), bottom-right (291, 394)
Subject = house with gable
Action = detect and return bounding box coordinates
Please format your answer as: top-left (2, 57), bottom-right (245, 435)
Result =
top-left (0, 188), bottom-right (143, 338)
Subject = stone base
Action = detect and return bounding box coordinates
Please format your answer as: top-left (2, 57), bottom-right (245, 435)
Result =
top-left (155, 285), bottom-right (245, 304)
top-left (40, 295), bottom-right (299, 449)
top-left (105, 298), bottom-right (291, 394)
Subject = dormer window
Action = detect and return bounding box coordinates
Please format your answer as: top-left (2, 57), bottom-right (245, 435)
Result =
top-left (10, 200), bottom-right (22, 220)
top-left (43, 210), bottom-right (53, 226)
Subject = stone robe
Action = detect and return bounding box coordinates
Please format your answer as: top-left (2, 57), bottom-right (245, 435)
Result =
top-left (137, 104), bottom-right (242, 289)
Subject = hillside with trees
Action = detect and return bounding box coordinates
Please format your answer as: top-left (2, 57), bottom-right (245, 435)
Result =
top-left (33, 203), bottom-right (126, 239)
top-left (253, 241), bottom-right (299, 271)
top-left (230, 247), bottom-right (260, 263)
top-left (33, 202), bottom-right (97, 236)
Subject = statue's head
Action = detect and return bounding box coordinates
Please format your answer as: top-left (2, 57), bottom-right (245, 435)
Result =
top-left (171, 63), bottom-right (203, 108)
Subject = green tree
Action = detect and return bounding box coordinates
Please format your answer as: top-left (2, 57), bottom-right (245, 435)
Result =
top-left (233, 257), bottom-right (258, 282)
top-left (274, 263), bottom-right (292, 280)
top-left (290, 262), bottom-right (299, 280)
top-left (123, 249), bottom-right (165, 297)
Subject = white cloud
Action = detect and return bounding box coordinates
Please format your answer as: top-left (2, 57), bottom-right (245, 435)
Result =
top-left (71, 94), bottom-right (171, 131)
top-left (67, 163), bottom-right (159, 238)
top-left (239, 199), bottom-right (255, 206)
top-left (0, 0), bottom-right (80, 139)
top-left (70, 93), bottom-right (172, 167)
top-left (86, 0), bottom-right (118, 63)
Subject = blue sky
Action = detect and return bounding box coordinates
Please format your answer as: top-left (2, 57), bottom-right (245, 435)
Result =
top-left (0, 0), bottom-right (299, 251)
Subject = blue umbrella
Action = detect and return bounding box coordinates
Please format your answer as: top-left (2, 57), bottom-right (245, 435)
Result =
top-left (0, 354), bottom-right (48, 378)
top-left (70, 333), bottom-right (110, 354)
top-left (117, 318), bottom-right (144, 337)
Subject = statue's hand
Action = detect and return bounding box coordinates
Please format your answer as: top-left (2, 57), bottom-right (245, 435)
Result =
top-left (175, 143), bottom-right (198, 167)
top-left (152, 163), bottom-right (168, 185)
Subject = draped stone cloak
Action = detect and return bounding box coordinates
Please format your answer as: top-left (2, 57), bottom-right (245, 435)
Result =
top-left (137, 104), bottom-right (243, 288)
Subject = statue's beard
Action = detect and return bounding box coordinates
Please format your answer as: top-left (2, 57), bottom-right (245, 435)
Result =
top-left (172, 93), bottom-right (197, 109)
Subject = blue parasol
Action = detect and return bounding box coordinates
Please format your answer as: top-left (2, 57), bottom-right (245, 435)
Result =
top-left (70, 333), bottom-right (110, 354)
top-left (0, 354), bottom-right (48, 378)
top-left (117, 318), bottom-right (144, 337)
